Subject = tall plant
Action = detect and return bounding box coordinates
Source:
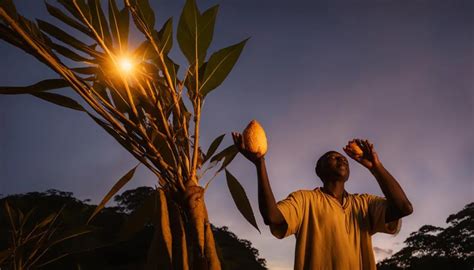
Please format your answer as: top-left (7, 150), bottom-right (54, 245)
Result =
top-left (0, 0), bottom-right (260, 269)
top-left (0, 201), bottom-right (91, 270)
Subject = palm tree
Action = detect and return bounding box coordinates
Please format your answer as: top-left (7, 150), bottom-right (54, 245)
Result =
top-left (0, 0), bottom-right (259, 269)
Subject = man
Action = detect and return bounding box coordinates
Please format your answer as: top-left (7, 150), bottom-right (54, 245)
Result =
top-left (231, 134), bottom-right (413, 270)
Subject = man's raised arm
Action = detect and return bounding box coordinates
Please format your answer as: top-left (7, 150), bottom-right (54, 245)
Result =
top-left (344, 139), bottom-right (413, 222)
top-left (232, 132), bottom-right (285, 227)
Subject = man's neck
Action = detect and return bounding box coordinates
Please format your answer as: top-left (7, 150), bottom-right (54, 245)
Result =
top-left (322, 181), bottom-right (346, 204)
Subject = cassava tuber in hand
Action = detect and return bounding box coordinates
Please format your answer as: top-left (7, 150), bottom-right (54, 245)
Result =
top-left (232, 120), bottom-right (268, 164)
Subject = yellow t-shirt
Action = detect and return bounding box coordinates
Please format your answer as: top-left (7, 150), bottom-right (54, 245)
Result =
top-left (270, 187), bottom-right (401, 270)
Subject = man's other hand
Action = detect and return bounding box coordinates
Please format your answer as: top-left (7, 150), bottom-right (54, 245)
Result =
top-left (232, 132), bottom-right (263, 165)
top-left (343, 138), bottom-right (381, 171)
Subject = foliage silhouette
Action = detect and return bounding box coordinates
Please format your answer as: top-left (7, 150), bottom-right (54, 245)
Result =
top-left (377, 202), bottom-right (473, 270)
top-left (0, 188), bottom-right (267, 270)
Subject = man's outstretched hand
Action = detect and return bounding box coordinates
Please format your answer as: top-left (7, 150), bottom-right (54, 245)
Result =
top-left (232, 132), bottom-right (262, 165)
top-left (343, 139), bottom-right (381, 171)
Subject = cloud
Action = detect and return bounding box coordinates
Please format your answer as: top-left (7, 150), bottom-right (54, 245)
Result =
top-left (374, 246), bottom-right (394, 262)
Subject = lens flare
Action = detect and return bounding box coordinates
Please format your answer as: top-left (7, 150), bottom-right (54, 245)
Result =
top-left (118, 57), bottom-right (133, 74)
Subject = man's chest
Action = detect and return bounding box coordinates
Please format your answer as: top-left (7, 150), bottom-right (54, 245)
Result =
top-left (306, 198), bottom-right (370, 234)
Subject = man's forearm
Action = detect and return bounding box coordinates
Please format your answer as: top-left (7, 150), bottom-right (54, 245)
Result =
top-left (370, 163), bottom-right (413, 220)
top-left (254, 157), bottom-right (284, 225)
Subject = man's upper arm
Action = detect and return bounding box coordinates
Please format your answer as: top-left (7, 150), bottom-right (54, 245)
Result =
top-left (365, 194), bottom-right (402, 235)
top-left (269, 191), bottom-right (305, 239)
top-left (268, 210), bottom-right (289, 239)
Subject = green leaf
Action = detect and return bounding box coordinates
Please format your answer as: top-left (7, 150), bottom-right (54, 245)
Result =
top-left (0, 0), bottom-right (18, 20)
top-left (88, 165), bottom-right (139, 223)
top-left (177, 1), bottom-right (218, 67)
top-left (50, 42), bottom-right (91, 62)
top-left (0, 23), bottom-right (27, 52)
top-left (118, 6), bottom-right (129, 48)
top-left (31, 92), bottom-right (85, 111)
top-left (45, 1), bottom-right (92, 37)
top-left (200, 38), bottom-right (248, 97)
top-left (183, 62), bottom-right (206, 98)
top-left (37, 19), bottom-right (98, 57)
top-left (92, 81), bottom-right (111, 103)
top-left (152, 131), bottom-right (174, 167)
top-left (108, 0), bottom-right (121, 49)
top-left (198, 5), bottom-right (218, 58)
top-left (133, 40), bottom-right (156, 61)
top-left (0, 79), bottom-right (69, 94)
top-left (177, 0), bottom-right (198, 64)
top-left (203, 134), bottom-right (225, 163)
top-left (155, 17), bottom-right (173, 55)
top-left (108, 0), bottom-right (129, 52)
top-left (217, 147), bottom-right (238, 172)
top-left (225, 170), bottom-right (260, 233)
top-left (88, 0), bottom-right (112, 47)
top-left (177, 0), bottom-right (201, 66)
top-left (210, 144), bottom-right (237, 163)
top-left (21, 16), bottom-right (44, 41)
top-left (58, 0), bottom-right (90, 23)
top-left (159, 55), bottom-right (179, 90)
top-left (137, 0), bottom-right (155, 29)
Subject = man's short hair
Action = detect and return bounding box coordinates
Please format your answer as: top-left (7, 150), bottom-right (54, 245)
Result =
top-left (315, 151), bottom-right (340, 180)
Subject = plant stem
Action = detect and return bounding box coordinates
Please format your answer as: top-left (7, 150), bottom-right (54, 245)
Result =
top-left (191, 97), bottom-right (201, 183)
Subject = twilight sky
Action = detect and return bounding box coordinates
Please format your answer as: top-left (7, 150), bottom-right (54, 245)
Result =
top-left (0, 0), bottom-right (473, 269)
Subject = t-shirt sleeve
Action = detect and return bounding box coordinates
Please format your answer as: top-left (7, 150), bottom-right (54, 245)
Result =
top-left (270, 191), bottom-right (305, 239)
top-left (365, 194), bottom-right (401, 235)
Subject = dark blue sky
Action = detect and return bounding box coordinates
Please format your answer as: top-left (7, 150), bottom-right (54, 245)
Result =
top-left (1, 0), bottom-right (473, 268)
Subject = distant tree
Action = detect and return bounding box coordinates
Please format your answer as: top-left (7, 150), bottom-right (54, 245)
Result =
top-left (114, 186), bottom-right (155, 213)
top-left (213, 226), bottom-right (266, 270)
top-left (0, 188), bottom-right (267, 269)
top-left (378, 202), bottom-right (474, 270)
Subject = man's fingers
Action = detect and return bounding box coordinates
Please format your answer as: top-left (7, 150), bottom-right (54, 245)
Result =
top-left (355, 139), bottom-right (364, 151)
top-left (364, 140), bottom-right (372, 155)
top-left (239, 134), bottom-right (245, 150)
top-left (343, 146), bottom-right (358, 159)
top-left (343, 146), bottom-right (350, 155)
top-left (232, 132), bottom-right (245, 152)
top-left (232, 132), bottom-right (239, 145)
top-left (361, 140), bottom-right (370, 154)
top-left (359, 139), bottom-right (370, 153)
top-left (368, 142), bottom-right (379, 159)
top-left (232, 132), bottom-right (240, 143)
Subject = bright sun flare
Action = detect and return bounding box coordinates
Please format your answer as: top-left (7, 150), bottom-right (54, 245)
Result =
top-left (118, 57), bottom-right (133, 73)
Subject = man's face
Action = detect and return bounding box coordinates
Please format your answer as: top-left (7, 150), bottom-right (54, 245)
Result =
top-left (321, 151), bottom-right (350, 181)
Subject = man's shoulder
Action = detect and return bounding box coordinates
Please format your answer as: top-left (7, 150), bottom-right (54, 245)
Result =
top-left (287, 189), bottom-right (315, 198)
top-left (348, 192), bottom-right (386, 207)
top-left (349, 192), bottom-right (371, 198)
top-left (283, 189), bottom-right (319, 202)
top-left (349, 192), bottom-right (384, 199)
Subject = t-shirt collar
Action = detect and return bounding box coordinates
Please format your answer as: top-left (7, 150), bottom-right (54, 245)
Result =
top-left (315, 187), bottom-right (349, 208)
